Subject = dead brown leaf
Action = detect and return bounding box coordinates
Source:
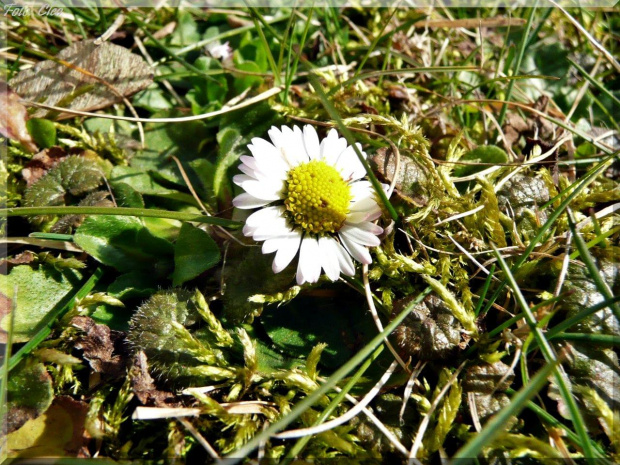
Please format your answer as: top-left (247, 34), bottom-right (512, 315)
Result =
top-left (71, 316), bottom-right (125, 379)
top-left (10, 39), bottom-right (153, 119)
top-left (130, 351), bottom-right (178, 407)
top-left (0, 81), bottom-right (38, 152)
top-left (21, 147), bottom-right (68, 187)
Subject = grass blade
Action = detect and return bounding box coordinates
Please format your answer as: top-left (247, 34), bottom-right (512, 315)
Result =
top-left (497, 5), bottom-right (537, 126)
top-left (566, 209), bottom-right (620, 320)
top-left (492, 246), bottom-right (597, 463)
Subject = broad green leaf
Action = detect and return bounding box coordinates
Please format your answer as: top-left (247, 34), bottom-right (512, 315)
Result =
top-left (111, 181), bottom-right (145, 208)
top-left (26, 118), bottom-right (56, 149)
top-left (172, 223), bottom-right (221, 286)
top-left (131, 114), bottom-right (211, 188)
top-left (243, 325), bottom-right (300, 373)
top-left (74, 215), bottom-right (173, 278)
top-left (169, 11), bottom-right (201, 47)
top-left (189, 158), bottom-right (217, 209)
top-left (132, 85), bottom-right (174, 112)
top-left (221, 245), bottom-right (295, 324)
top-left (0, 265), bottom-right (82, 342)
top-left (108, 271), bottom-right (158, 300)
top-left (453, 145), bottom-right (508, 178)
top-left (233, 61), bottom-right (263, 94)
top-left (91, 304), bottom-right (132, 331)
top-left (110, 166), bottom-right (197, 205)
top-left (5, 360), bottom-right (54, 433)
top-left (261, 290), bottom-right (374, 368)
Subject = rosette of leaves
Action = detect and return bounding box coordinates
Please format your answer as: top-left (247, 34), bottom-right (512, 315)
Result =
top-left (559, 251), bottom-right (619, 336)
top-left (23, 154), bottom-right (112, 232)
top-left (391, 294), bottom-right (464, 360)
top-left (462, 361), bottom-right (514, 423)
top-left (548, 342), bottom-right (619, 447)
top-left (497, 173), bottom-right (551, 240)
top-left (128, 289), bottom-right (238, 387)
top-left (352, 393), bottom-right (417, 458)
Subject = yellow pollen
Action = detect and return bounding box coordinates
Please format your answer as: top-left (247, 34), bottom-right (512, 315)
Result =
top-left (284, 160), bottom-right (351, 234)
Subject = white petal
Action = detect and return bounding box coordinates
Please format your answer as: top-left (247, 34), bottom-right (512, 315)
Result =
top-left (233, 174), bottom-right (254, 187)
top-left (267, 126), bottom-right (284, 148)
top-left (318, 237), bottom-right (341, 281)
top-left (340, 233), bottom-right (372, 265)
top-left (278, 126), bottom-right (308, 167)
top-left (339, 223), bottom-right (382, 247)
top-left (262, 238), bottom-right (281, 254)
top-left (320, 129), bottom-right (347, 164)
top-left (346, 210), bottom-right (380, 224)
top-left (249, 137), bottom-right (289, 172)
top-left (336, 144), bottom-right (366, 181)
top-left (238, 163), bottom-right (258, 178)
top-left (349, 180), bottom-right (374, 201)
top-left (272, 231), bottom-right (303, 273)
top-left (303, 125), bottom-right (321, 160)
top-left (251, 217), bottom-right (291, 241)
top-left (244, 206), bottom-right (283, 230)
top-left (233, 193), bottom-right (272, 209)
top-left (238, 179), bottom-right (282, 201)
top-left (352, 221), bottom-right (383, 235)
top-left (334, 240), bottom-right (355, 276)
top-left (296, 236), bottom-right (321, 284)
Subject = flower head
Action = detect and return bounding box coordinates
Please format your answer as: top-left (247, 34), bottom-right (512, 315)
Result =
top-left (233, 125), bottom-right (387, 285)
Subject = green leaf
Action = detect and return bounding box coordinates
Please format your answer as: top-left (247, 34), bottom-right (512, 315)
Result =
top-left (261, 290), bottom-right (374, 368)
top-left (5, 360), bottom-right (54, 434)
top-left (169, 11), bottom-right (201, 47)
top-left (131, 114), bottom-right (211, 188)
top-left (108, 271), bottom-right (158, 300)
top-left (74, 215), bottom-right (173, 278)
top-left (453, 145), bottom-right (508, 178)
top-left (132, 85), bottom-right (174, 112)
top-left (111, 181), bottom-right (145, 208)
top-left (26, 118), bottom-right (56, 149)
top-left (110, 166), bottom-right (197, 205)
top-left (172, 223), bottom-right (220, 286)
top-left (0, 265), bottom-right (82, 342)
top-left (233, 61), bottom-right (263, 94)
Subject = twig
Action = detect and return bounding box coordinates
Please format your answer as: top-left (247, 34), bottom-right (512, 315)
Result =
top-left (362, 264), bottom-right (410, 372)
top-left (177, 417), bottom-right (220, 460)
top-left (273, 360), bottom-right (398, 439)
top-left (22, 86), bottom-right (283, 123)
top-left (408, 362), bottom-right (466, 462)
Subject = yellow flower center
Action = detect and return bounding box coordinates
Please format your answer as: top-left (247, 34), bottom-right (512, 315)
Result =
top-left (284, 160), bottom-right (352, 234)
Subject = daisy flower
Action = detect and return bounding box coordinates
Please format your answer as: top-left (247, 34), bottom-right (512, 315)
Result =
top-left (232, 125), bottom-right (388, 285)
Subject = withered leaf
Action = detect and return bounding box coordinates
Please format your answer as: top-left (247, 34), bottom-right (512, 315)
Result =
top-left (21, 147), bottom-right (68, 188)
top-left (0, 81), bottom-right (38, 152)
top-left (6, 360), bottom-right (54, 434)
top-left (370, 147), bottom-right (430, 207)
top-left (0, 251), bottom-right (37, 275)
top-left (130, 351), bottom-right (177, 407)
top-left (10, 39), bottom-right (153, 119)
top-left (71, 316), bottom-right (126, 379)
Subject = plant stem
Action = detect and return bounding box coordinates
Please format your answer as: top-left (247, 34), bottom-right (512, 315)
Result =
top-left (6, 207), bottom-right (242, 229)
